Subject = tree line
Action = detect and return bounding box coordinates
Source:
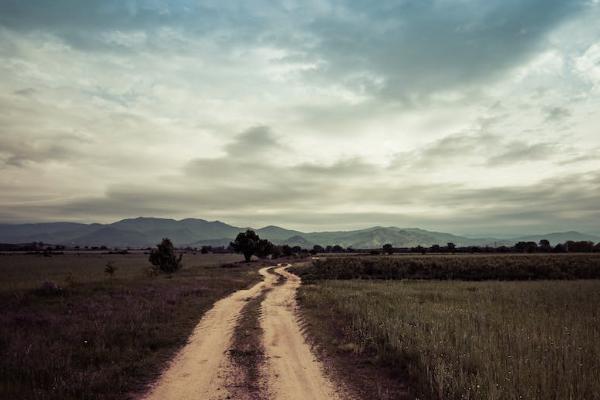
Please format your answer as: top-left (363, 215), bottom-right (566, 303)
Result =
top-left (146, 235), bottom-right (600, 275)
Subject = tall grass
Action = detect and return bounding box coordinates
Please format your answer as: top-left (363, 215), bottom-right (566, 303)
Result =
top-left (298, 280), bottom-right (600, 400)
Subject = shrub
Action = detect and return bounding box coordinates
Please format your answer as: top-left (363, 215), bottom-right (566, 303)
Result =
top-left (149, 238), bottom-right (183, 273)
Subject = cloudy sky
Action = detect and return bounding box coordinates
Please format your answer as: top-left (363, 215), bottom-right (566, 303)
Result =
top-left (1, 0), bottom-right (599, 235)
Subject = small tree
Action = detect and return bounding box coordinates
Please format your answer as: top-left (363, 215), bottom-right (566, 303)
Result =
top-left (382, 243), bottom-right (394, 255)
top-left (105, 261), bottom-right (117, 278)
top-left (149, 238), bottom-right (183, 273)
top-left (230, 230), bottom-right (260, 262)
top-left (539, 239), bottom-right (551, 252)
top-left (200, 245), bottom-right (211, 254)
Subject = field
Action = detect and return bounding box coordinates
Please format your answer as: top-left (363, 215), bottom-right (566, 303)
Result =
top-left (296, 254), bottom-right (600, 281)
top-left (296, 256), bottom-right (600, 400)
top-left (0, 252), bottom-right (260, 400)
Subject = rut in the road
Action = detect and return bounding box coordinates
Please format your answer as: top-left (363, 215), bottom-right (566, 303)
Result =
top-left (261, 266), bottom-right (344, 400)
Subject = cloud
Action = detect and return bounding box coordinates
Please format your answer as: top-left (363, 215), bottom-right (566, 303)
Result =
top-left (0, 0), bottom-right (599, 236)
top-left (304, 0), bottom-right (587, 99)
top-left (545, 106), bottom-right (571, 121)
top-left (224, 126), bottom-right (282, 158)
top-left (486, 142), bottom-right (557, 166)
top-left (392, 130), bottom-right (559, 170)
top-left (0, 0), bottom-right (589, 99)
top-left (6, 164), bottom-right (599, 236)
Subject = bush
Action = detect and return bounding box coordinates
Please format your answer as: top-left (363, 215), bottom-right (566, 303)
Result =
top-left (149, 238), bottom-right (183, 273)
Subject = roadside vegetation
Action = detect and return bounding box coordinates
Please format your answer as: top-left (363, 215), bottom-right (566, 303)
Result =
top-left (296, 255), bottom-right (600, 400)
top-left (0, 251), bottom-right (261, 400)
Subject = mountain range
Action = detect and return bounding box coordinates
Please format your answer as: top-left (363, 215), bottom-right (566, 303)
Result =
top-left (0, 217), bottom-right (598, 249)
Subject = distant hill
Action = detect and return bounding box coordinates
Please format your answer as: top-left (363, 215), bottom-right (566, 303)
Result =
top-left (513, 231), bottom-right (600, 246)
top-left (0, 217), bottom-right (597, 249)
top-left (299, 227), bottom-right (506, 248)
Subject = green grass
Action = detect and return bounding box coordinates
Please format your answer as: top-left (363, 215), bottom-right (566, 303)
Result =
top-left (298, 279), bottom-right (600, 400)
top-left (0, 252), bottom-right (260, 400)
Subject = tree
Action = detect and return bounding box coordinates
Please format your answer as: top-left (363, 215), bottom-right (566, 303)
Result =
top-left (554, 243), bottom-right (567, 253)
top-left (230, 230), bottom-right (260, 262)
top-left (311, 245), bottom-right (324, 255)
top-left (415, 245), bottom-right (426, 255)
top-left (255, 238), bottom-right (275, 259)
top-left (332, 245), bottom-right (344, 253)
top-left (149, 238), bottom-right (183, 273)
top-left (382, 243), bottom-right (394, 255)
top-left (200, 245), bottom-right (212, 254)
top-left (514, 241), bottom-right (537, 253)
top-left (565, 241), bottom-right (594, 253)
top-left (271, 245), bottom-right (282, 259)
top-left (281, 244), bottom-right (293, 257)
top-left (447, 242), bottom-right (456, 253)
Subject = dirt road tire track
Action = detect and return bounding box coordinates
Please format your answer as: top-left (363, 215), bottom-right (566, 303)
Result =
top-left (261, 265), bottom-right (345, 400)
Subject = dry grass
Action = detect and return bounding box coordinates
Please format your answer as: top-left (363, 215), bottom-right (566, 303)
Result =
top-left (298, 279), bottom-right (600, 400)
top-left (0, 253), bottom-right (260, 400)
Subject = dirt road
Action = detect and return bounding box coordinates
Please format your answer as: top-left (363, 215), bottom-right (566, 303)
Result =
top-left (142, 264), bottom-right (343, 400)
top-left (143, 267), bottom-right (276, 400)
top-left (261, 266), bottom-right (343, 400)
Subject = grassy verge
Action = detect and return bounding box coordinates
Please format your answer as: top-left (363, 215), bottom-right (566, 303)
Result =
top-left (0, 253), bottom-right (261, 400)
top-left (297, 279), bottom-right (600, 400)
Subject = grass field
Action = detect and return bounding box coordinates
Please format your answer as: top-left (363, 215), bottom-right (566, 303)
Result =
top-left (297, 259), bottom-right (600, 400)
top-left (0, 252), bottom-right (259, 400)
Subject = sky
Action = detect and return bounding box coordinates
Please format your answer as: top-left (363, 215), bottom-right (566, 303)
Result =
top-left (0, 0), bottom-right (599, 236)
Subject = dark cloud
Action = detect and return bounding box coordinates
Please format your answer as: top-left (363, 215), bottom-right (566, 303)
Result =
top-left (486, 142), bottom-right (556, 166)
top-left (392, 131), bottom-right (559, 170)
top-left (0, 0), bottom-right (589, 98)
top-left (224, 126), bottom-right (282, 158)
top-left (13, 88), bottom-right (37, 97)
top-left (0, 132), bottom-right (88, 167)
top-left (545, 106), bottom-right (572, 121)
top-left (305, 0), bottom-right (587, 98)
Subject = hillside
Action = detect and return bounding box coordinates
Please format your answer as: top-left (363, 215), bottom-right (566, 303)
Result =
top-left (0, 218), bottom-right (596, 249)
